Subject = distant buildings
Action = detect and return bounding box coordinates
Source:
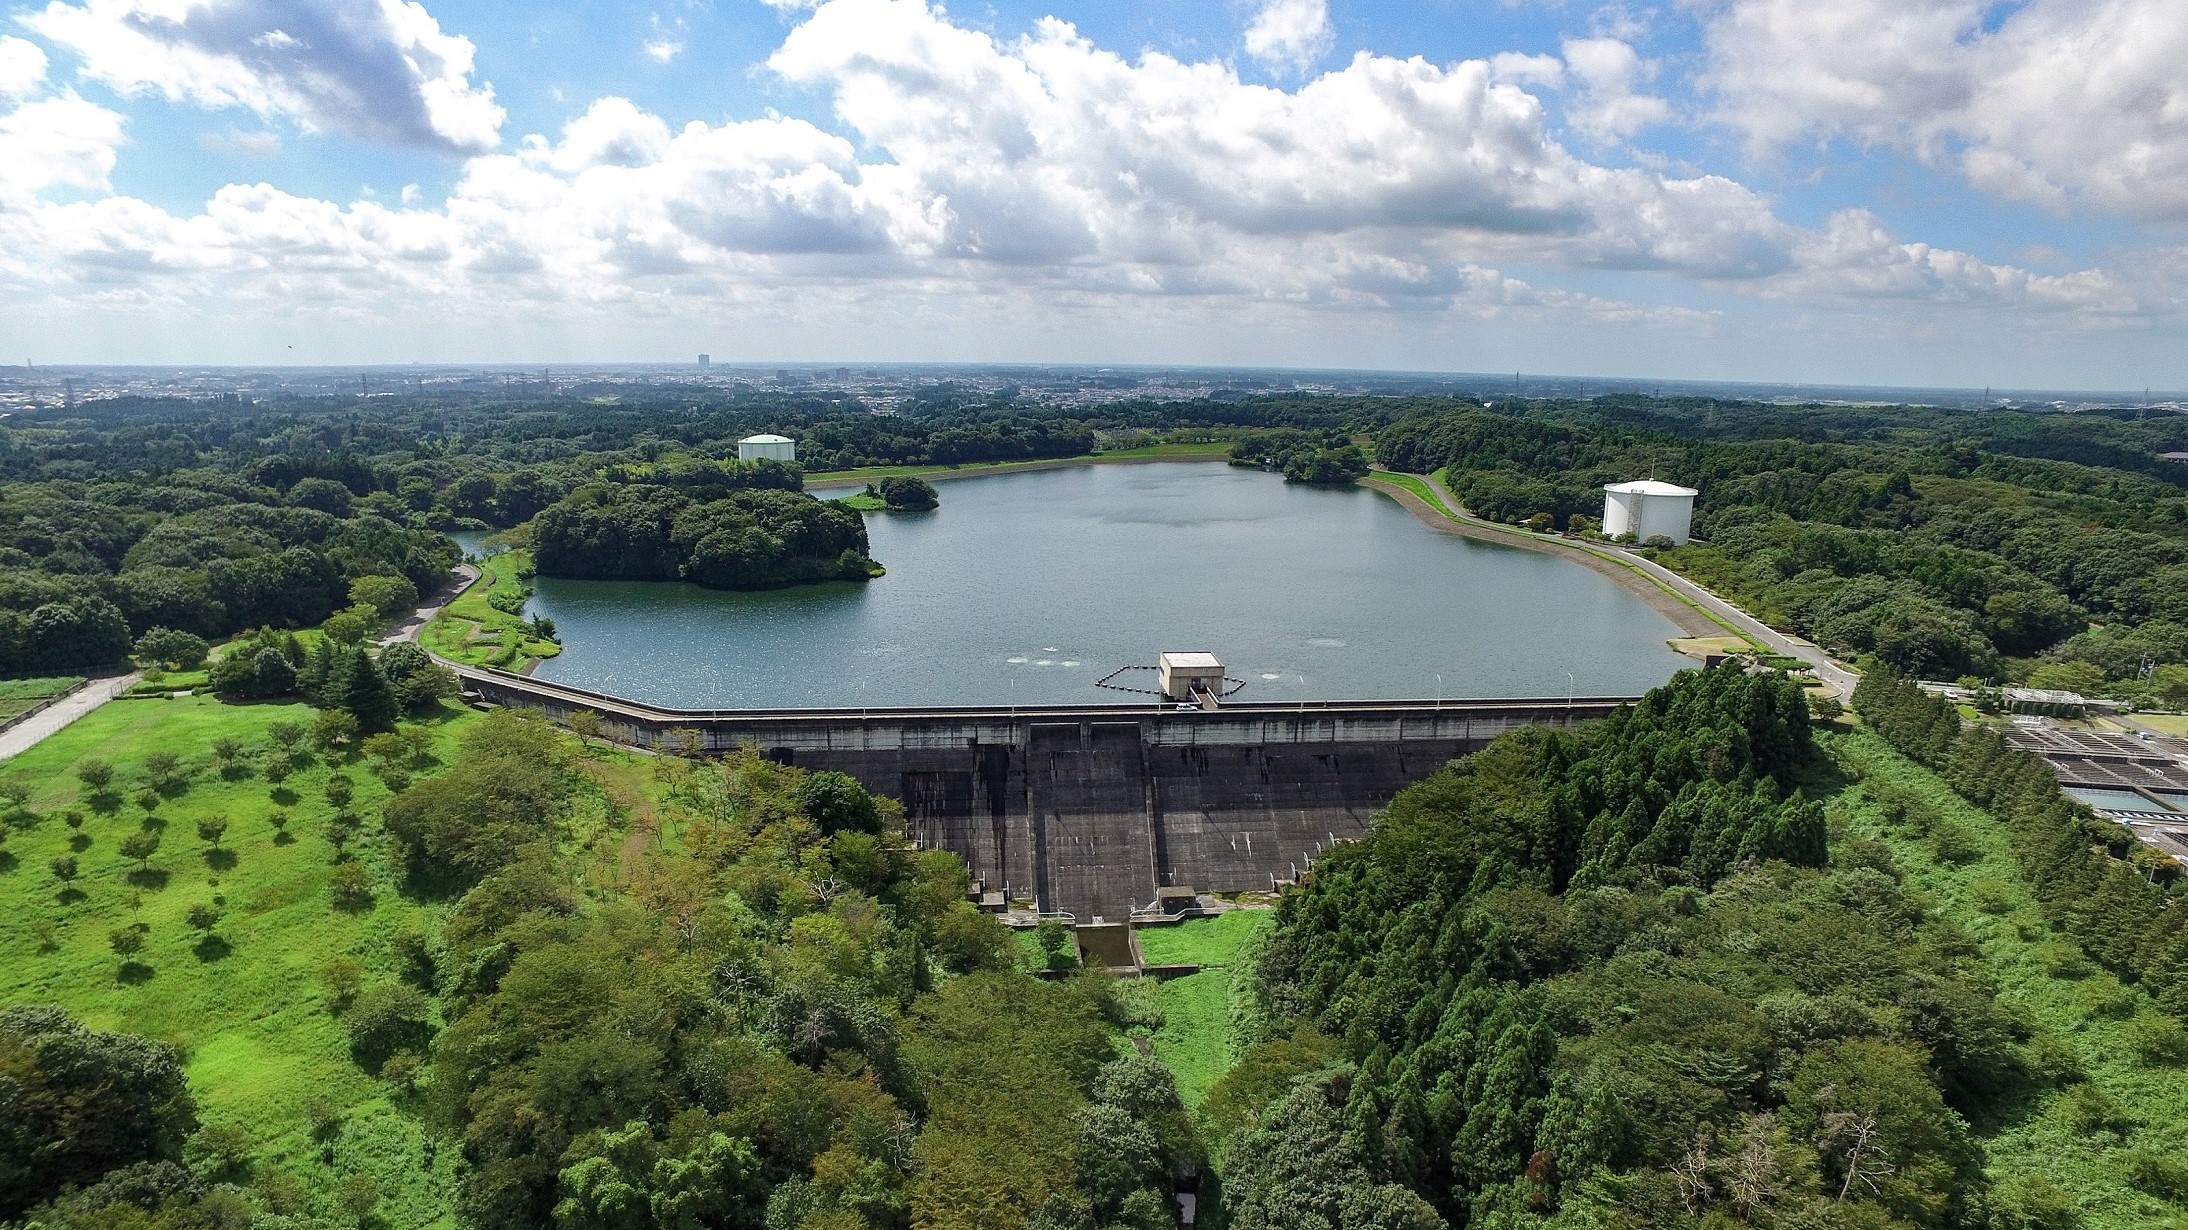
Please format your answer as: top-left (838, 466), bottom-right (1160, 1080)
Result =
top-left (738, 433), bottom-right (796, 462)
top-left (697, 354), bottom-right (710, 370)
top-left (1602, 479), bottom-right (1697, 545)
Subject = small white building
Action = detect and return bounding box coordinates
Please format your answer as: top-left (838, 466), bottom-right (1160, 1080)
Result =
top-left (737, 433), bottom-right (796, 463)
top-left (1602, 479), bottom-right (1697, 546)
top-left (1157, 652), bottom-right (1225, 701)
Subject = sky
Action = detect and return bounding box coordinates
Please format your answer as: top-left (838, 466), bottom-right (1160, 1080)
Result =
top-left (1, 0), bottom-right (2185, 387)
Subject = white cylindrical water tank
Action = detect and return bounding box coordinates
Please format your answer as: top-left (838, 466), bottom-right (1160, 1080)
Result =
top-left (737, 433), bottom-right (796, 463)
top-left (1601, 480), bottom-right (1697, 545)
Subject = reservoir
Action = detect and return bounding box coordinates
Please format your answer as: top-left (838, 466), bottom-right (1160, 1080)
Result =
top-left (521, 462), bottom-right (1690, 709)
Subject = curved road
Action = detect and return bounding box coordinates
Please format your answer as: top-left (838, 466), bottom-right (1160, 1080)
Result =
top-left (1408, 471), bottom-right (1859, 698)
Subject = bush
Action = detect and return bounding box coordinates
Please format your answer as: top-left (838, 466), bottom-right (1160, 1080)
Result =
top-left (2126, 1013), bottom-right (2188, 1066)
top-left (1930, 819), bottom-right (1983, 864)
top-left (317, 957), bottom-right (365, 1009)
top-left (2124, 1149), bottom-right (2188, 1203)
top-left (2062, 1082), bottom-right (2135, 1136)
top-left (328, 862), bottom-right (373, 912)
top-left (343, 984), bottom-right (433, 1072)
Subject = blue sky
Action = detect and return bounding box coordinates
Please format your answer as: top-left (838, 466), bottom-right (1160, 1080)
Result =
top-left (1, 0), bottom-right (2184, 386)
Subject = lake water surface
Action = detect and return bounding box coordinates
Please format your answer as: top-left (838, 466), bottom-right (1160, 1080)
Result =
top-left (524, 463), bottom-right (1689, 708)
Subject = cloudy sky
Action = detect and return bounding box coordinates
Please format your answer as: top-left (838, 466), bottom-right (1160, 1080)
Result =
top-left (2, 0), bottom-right (2184, 386)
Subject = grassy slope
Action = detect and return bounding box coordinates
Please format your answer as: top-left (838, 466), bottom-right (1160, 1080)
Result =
top-left (0, 675), bottom-right (86, 721)
top-left (1135, 910), bottom-right (1271, 1109)
top-left (1823, 728), bottom-right (2188, 1228)
top-left (419, 548), bottom-right (560, 671)
top-left (0, 697), bottom-right (478, 1227)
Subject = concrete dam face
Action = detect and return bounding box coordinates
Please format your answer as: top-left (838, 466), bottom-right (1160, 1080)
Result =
top-left (452, 667), bottom-right (1631, 921)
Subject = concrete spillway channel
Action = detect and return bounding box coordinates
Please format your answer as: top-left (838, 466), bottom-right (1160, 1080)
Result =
top-left (446, 663), bottom-right (1636, 921)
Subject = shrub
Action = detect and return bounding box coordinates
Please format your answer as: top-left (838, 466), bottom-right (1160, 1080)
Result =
top-left (2125, 1149), bottom-right (2188, 1204)
top-left (2126, 1013), bottom-right (2188, 1067)
top-left (343, 984), bottom-right (432, 1072)
top-left (1929, 819), bottom-right (1982, 865)
top-left (311, 709), bottom-right (359, 753)
top-left (76, 759), bottom-right (114, 792)
top-left (317, 957), bottom-right (365, 1009)
top-left (2062, 1082), bottom-right (2135, 1136)
top-left (184, 903), bottom-right (219, 932)
top-left (328, 862), bottom-right (373, 912)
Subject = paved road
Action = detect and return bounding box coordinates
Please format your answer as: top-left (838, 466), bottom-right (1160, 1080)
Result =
top-left (0, 671), bottom-right (143, 761)
top-left (1415, 472), bottom-right (1861, 698)
top-left (381, 563), bottom-right (479, 647)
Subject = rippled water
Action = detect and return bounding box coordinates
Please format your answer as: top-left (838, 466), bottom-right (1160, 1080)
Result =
top-left (520, 463), bottom-right (1689, 708)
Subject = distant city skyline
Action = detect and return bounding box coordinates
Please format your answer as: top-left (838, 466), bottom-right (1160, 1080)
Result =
top-left (1, 0), bottom-right (2183, 387)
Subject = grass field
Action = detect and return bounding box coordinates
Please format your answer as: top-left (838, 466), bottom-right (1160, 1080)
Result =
top-left (0, 696), bottom-right (480, 1227)
top-left (1824, 729), bottom-right (2188, 1228)
top-left (0, 675), bottom-right (85, 722)
top-left (1136, 910), bottom-right (1270, 1109)
top-left (418, 548), bottom-right (560, 672)
top-left (2133, 714), bottom-right (2188, 737)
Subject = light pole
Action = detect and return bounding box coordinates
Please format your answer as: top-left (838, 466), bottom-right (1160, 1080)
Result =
top-left (1435, 672), bottom-right (1443, 711)
top-left (1566, 670), bottom-right (1575, 721)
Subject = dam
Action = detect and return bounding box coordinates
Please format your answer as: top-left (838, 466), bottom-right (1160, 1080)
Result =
top-left (451, 663), bottom-right (1636, 921)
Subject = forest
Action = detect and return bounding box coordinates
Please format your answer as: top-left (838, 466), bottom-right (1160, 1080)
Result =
top-left (1375, 400), bottom-right (2188, 693)
top-left (11, 660), bottom-right (2188, 1228)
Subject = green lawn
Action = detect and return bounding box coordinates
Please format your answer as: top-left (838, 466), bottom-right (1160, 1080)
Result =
top-left (2134, 714), bottom-right (2188, 738)
top-left (0, 696), bottom-right (479, 1228)
top-left (1136, 911), bottom-right (1270, 1109)
top-left (419, 548), bottom-right (560, 671)
top-left (1824, 729), bottom-right (2188, 1229)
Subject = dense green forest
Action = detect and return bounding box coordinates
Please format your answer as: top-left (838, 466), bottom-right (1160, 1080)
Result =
top-left (1219, 666), bottom-right (2188, 1229)
top-left (1376, 401), bottom-right (2188, 693)
top-left (532, 478), bottom-right (881, 590)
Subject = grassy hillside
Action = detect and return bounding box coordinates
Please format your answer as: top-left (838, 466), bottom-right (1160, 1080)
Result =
top-left (0, 695), bottom-right (470, 1225)
top-left (1825, 728), bottom-right (2188, 1228)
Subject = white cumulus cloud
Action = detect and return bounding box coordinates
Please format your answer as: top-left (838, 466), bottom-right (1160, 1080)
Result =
top-left (0, 35), bottom-right (49, 97)
top-left (1242, 0), bottom-right (1332, 73)
top-left (1560, 36), bottom-right (1670, 143)
top-left (0, 0), bottom-right (2168, 368)
top-left (26, 0), bottom-right (504, 154)
top-left (1696, 0), bottom-right (2188, 221)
